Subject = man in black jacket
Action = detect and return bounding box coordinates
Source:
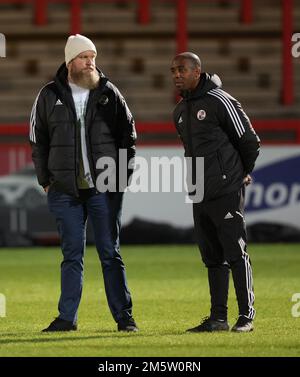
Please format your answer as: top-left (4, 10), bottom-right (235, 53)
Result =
top-left (171, 52), bottom-right (260, 332)
top-left (30, 34), bottom-right (137, 332)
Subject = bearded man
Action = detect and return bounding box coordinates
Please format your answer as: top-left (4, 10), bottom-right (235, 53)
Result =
top-left (30, 34), bottom-right (138, 333)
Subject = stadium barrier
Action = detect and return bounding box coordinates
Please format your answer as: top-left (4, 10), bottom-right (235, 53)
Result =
top-left (0, 120), bottom-right (300, 245)
top-left (0, 120), bottom-right (300, 175)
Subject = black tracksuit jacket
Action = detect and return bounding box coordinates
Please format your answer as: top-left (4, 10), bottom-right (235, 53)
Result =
top-left (173, 73), bottom-right (260, 202)
top-left (29, 63), bottom-right (136, 196)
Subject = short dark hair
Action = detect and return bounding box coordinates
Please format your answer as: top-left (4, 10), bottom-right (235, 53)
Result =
top-left (175, 52), bottom-right (201, 69)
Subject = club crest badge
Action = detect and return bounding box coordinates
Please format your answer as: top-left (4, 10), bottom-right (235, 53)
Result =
top-left (99, 95), bottom-right (109, 105)
top-left (197, 109), bottom-right (206, 120)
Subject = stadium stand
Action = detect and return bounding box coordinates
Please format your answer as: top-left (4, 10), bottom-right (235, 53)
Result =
top-left (0, 0), bottom-right (299, 126)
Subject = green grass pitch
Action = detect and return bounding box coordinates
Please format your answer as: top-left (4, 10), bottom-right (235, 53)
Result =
top-left (0, 244), bottom-right (300, 357)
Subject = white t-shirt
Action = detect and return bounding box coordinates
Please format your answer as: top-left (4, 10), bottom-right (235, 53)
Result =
top-left (69, 82), bottom-right (94, 188)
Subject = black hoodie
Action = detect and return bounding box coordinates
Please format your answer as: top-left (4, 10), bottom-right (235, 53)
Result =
top-left (173, 72), bottom-right (260, 202)
top-left (29, 63), bottom-right (136, 196)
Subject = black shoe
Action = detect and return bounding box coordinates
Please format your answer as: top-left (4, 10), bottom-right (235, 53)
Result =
top-left (42, 317), bottom-right (77, 332)
top-left (186, 317), bottom-right (229, 333)
top-left (231, 316), bottom-right (254, 332)
top-left (117, 318), bottom-right (138, 332)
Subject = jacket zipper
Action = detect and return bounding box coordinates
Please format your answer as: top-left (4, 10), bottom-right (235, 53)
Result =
top-left (84, 105), bottom-right (97, 188)
top-left (185, 100), bottom-right (196, 186)
top-left (66, 94), bottom-right (80, 196)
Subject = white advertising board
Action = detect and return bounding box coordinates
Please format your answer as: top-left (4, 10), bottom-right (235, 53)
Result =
top-left (122, 146), bottom-right (300, 230)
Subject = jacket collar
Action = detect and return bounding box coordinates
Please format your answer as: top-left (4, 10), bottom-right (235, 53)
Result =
top-left (181, 72), bottom-right (222, 100)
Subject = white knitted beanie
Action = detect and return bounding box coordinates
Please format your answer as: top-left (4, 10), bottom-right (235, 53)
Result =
top-left (65, 34), bottom-right (97, 65)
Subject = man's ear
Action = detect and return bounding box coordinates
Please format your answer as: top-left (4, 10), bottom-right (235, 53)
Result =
top-left (195, 67), bottom-right (201, 80)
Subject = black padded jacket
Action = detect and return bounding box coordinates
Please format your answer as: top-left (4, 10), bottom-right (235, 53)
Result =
top-left (173, 73), bottom-right (260, 202)
top-left (29, 63), bottom-right (136, 196)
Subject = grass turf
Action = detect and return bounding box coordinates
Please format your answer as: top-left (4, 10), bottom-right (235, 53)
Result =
top-left (0, 244), bottom-right (300, 357)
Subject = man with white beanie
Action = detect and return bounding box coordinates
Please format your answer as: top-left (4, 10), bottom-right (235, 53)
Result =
top-left (30, 34), bottom-right (138, 332)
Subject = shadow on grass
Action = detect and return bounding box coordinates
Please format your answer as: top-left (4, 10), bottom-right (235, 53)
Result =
top-left (0, 330), bottom-right (179, 345)
top-left (0, 328), bottom-right (236, 346)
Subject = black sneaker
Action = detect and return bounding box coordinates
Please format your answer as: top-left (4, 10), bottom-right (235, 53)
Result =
top-left (231, 316), bottom-right (254, 332)
top-left (117, 318), bottom-right (138, 332)
top-left (42, 317), bottom-right (77, 332)
top-left (186, 317), bottom-right (229, 333)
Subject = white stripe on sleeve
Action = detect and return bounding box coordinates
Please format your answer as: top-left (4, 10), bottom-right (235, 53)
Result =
top-left (29, 81), bottom-right (54, 143)
top-left (208, 88), bottom-right (245, 138)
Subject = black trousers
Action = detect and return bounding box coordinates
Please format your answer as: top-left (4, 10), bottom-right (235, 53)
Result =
top-left (193, 187), bottom-right (255, 321)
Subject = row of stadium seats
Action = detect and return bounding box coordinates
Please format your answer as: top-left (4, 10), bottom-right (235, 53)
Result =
top-left (1, 0), bottom-right (299, 35)
top-left (0, 0), bottom-right (299, 124)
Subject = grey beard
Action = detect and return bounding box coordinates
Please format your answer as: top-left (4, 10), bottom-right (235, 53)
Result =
top-left (69, 69), bottom-right (100, 90)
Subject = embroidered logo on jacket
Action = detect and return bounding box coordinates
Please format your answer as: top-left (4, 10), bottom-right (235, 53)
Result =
top-left (197, 109), bottom-right (206, 120)
top-left (55, 99), bottom-right (63, 105)
top-left (224, 212), bottom-right (234, 219)
top-left (99, 95), bottom-right (109, 105)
